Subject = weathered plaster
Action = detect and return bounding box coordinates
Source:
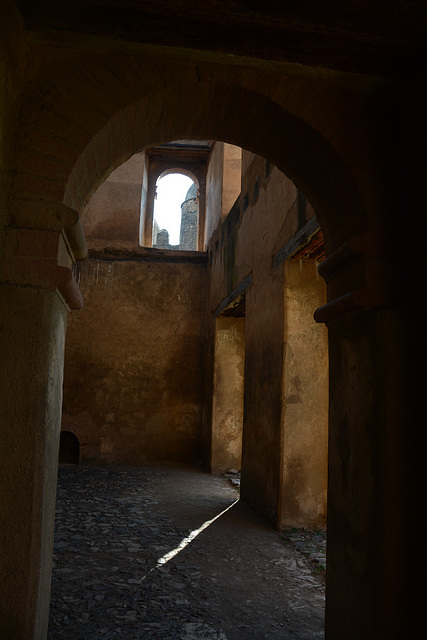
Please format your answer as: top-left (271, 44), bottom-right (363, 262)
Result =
top-left (281, 259), bottom-right (328, 529)
top-left (211, 316), bottom-right (245, 473)
top-left (63, 257), bottom-right (207, 464)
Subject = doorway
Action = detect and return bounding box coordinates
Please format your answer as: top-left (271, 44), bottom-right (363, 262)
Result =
top-left (58, 431), bottom-right (80, 465)
top-left (211, 293), bottom-right (246, 475)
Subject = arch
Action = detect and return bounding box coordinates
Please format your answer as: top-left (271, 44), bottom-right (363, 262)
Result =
top-left (157, 167), bottom-right (199, 187)
top-left (61, 83), bottom-right (363, 249)
top-left (61, 421), bottom-right (89, 446)
top-left (3, 49), bottom-right (408, 640)
top-left (9, 59), bottom-right (370, 253)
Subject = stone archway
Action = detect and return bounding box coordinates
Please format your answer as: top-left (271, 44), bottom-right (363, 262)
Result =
top-left (8, 52), bottom-right (377, 246)
top-left (2, 51), bottom-right (408, 640)
top-left (59, 81), bottom-right (365, 249)
top-left (59, 422), bottom-right (90, 465)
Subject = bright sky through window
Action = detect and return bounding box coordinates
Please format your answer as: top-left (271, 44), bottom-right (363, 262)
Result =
top-left (153, 173), bottom-right (194, 245)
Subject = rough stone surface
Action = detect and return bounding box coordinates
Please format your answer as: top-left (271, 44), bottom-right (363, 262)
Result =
top-left (49, 465), bottom-right (325, 639)
top-left (211, 317), bottom-right (245, 474)
top-left (63, 258), bottom-right (207, 466)
top-left (82, 153), bottom-right (145, 251)
top-left (206, 151), bottom-right (327, 529)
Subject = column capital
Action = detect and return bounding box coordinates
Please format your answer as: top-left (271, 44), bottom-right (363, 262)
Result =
top-left (9, 198), bottom-right (88, 261)
top-left (0, 227), bottom-right (84, 310)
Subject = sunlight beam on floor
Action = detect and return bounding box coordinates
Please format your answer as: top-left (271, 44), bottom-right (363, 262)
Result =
top-left (156, 499), bottom-right (239, 567)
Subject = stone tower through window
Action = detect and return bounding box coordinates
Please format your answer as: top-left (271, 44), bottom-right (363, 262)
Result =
top-left (152, 174), bottom-right (199, 251)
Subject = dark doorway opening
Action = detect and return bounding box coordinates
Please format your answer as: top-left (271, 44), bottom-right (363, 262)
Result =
top-left (59, 431), bottom-right (80, 465)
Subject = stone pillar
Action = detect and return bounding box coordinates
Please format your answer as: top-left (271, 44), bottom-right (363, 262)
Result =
top-left (280, 258), bottom-right (328, 529)
top-left (240, 264), bottom-right (285, 525)
top-left (314, 230), bottom-right (409, 639)
top-left (0, 218), bottom-right (85, 639)
top-left (241, 257), bottom-right (328, 531)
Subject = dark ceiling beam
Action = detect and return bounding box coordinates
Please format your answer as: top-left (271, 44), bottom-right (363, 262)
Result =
top-left (14, 1), bottom-right (427, 79)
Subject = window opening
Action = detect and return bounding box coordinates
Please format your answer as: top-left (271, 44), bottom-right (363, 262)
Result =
top-left (153, 173), bottom-right (198, 250)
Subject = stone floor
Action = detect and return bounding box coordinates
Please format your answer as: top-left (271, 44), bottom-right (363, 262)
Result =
top-left (48, 465), bottom-right (326, 639)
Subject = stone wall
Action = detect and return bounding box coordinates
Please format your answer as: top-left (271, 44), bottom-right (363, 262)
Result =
top-left (281, 259), bottom-right (328, 528)
top-left (82, 153), bottom-right (146, 251)
top-left (63, 153), bottom-right (207, 466)
top-left (205, 142), bottom-right (224, 244)
top-left (221, 144), bottom-right (242, 220)
top-left (205, 142), bottom-right (242, 246)
top-left (206, 150), bottom-right (328, 528)
top-left (211, 316), bottom-right (245, 473)
top-left (62, 254), bottom-right (207, 465)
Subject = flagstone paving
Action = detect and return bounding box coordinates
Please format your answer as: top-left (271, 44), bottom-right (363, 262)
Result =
top-left (48, 465), bottom-right (325, 639)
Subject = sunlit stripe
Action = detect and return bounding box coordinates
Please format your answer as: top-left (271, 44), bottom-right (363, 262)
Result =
top-left (156, 499), bottom-right (239, 567)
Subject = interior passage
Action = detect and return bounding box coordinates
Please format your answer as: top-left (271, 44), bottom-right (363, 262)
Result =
top-left (49, 465), bottom-right (325, 640)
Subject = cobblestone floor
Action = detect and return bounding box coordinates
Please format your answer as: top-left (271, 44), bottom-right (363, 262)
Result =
top-left (48, 465), bottom-right (325, 639)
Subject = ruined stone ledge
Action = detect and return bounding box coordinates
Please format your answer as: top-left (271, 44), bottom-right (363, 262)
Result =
top-left (88, 247), bottom-right (208, 264)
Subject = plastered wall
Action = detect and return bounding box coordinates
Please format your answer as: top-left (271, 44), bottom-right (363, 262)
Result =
top-left (211, 316), bottom-right (245, 473)
top-left (63, 256), bottom-right (207, 465)
top-left (63, 149), bottom-right (210, 466)
top-left (206, 149), bottom-right (328, 527)
top-left (82, 153), bottom-right (146, 250)
top-left (281, 259), bottom-right (328, 528)
top-left (205, 142), bottom-right (224, 244)
top-left (205, 142), bottom-right (242, 246)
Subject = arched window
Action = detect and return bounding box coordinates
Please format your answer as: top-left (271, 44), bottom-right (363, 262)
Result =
top-left (153, 173), bottom-right (198, 250)
top-left (140, 142), bottom-right (209, 250)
